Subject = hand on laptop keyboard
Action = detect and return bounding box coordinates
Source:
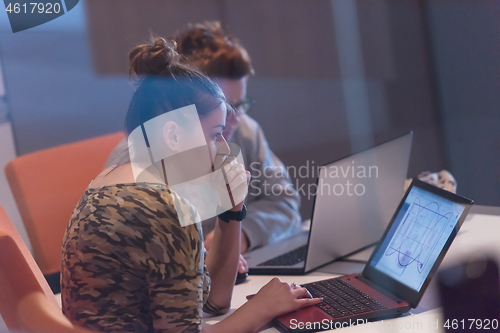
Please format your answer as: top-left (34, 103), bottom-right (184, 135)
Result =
top-left (248, 277), bottom-right (323, 321)
top-left (304, 278), bottom-right (386, 318)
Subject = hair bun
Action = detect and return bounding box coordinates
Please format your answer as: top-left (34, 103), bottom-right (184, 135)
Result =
top-left (129, 36), bottom-right (179, 76)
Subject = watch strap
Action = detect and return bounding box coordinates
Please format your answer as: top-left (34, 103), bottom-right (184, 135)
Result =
top-left (217, 204), bottom-right (247, 223)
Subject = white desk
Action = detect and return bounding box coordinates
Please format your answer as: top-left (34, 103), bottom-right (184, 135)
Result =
top-left (205, 212), bottom-right (500, 332)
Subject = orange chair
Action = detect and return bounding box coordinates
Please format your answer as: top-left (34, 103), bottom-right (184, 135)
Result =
top-left (4, 132), bottom-right (125, 283)
top-left (0, 205), bottom-right (93, 333)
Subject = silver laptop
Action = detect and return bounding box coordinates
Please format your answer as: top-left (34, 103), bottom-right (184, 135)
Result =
top-left (244, 132), bottom-right (413, 275)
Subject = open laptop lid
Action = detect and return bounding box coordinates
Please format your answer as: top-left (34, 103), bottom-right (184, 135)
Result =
top-left (304, 132), bottom-right (413, 273)
top-left (362, 179), bottom-right (473, 308)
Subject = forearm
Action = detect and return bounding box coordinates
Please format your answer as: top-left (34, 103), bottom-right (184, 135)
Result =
top-left (205, 218), bottom-right (241, 308)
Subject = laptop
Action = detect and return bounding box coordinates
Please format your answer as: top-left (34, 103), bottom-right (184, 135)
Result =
top-left (245, 132), bottom-right (413, 275)
top-left (274, 179), bottom-right (473, 332)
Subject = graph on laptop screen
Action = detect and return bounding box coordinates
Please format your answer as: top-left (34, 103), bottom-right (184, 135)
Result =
top-left (369, 186), bottom-right (465, 292)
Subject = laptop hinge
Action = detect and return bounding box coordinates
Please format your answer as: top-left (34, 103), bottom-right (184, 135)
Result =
top-left (355, 274), bottom-right (407, 304)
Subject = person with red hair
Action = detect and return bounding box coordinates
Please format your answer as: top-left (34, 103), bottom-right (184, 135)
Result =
top-left (107, 22), bottom-right (302, 262)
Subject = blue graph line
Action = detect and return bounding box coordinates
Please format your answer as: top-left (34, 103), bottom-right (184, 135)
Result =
top-left (384, 197), bottom-right (452, 274)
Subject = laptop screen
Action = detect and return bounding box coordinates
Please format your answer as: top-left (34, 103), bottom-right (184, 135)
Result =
top-left (368, 185), bottom-right (465, 292)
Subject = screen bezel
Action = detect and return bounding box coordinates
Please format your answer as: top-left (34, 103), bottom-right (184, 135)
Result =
top-left (362, 178), bottom-right (473, 308)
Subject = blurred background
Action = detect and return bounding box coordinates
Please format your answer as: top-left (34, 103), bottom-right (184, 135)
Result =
top-left (0, 0), bottom-right (499, 248)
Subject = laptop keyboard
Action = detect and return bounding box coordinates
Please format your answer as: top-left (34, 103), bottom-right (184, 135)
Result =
top-left (304, 278), bottom-right (387, 318)
top-left (256, 245), bottom-right (307, 266)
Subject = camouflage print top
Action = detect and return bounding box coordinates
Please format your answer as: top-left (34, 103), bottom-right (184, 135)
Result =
top-left (61, 182), bottom-right (222, 333)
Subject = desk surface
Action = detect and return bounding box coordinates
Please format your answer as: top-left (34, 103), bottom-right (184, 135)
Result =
top-left (205, 212), bottom-right (500, 332)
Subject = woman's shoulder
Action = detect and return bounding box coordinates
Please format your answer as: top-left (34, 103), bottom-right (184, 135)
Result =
top-left (86, 165), bottom-right (197, 221)
top-left (81, 182), bottom-right (194, 224)
top-left (68, 182), bottom-right (199, 243)
top-left (83, 182), bottom-right (171, 208)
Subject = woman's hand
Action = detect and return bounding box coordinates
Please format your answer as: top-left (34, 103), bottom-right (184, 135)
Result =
top-left (238, 253), bottom-right (249, 273)
top-left (219, 157), bottom-right (250, 212)
top-left (203, 278), bottom-right (321, 333)
top-left (248, 278), bottom-right (323, 322)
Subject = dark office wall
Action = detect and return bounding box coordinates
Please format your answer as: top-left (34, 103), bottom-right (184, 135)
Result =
top-left (425, 0), bottom-right (500, 205)
top-left (0, 3), bottom-right (131, 155)
top-left (1, 0), bottom-right (448, 218)
top-left (85, 0), bottom-right (445, 216)
top-left (272, 1), bottom-right (445, 216)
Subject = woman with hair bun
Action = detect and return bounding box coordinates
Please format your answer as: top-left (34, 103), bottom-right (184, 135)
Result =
top-left (107, 21), bottom-right (302, 260)
top-left (61, 37), bottom-right (321, 333)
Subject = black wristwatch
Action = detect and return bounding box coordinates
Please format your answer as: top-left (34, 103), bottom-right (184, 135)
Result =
top-left (217, 204), bottom-right (247, 223)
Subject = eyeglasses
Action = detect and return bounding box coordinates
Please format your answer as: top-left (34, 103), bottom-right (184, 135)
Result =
top-left (229, 97), bottom-right (255, 117)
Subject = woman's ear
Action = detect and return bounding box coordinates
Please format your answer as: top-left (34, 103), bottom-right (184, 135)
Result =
top-left (163, 121), bottom-right (179, 152)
